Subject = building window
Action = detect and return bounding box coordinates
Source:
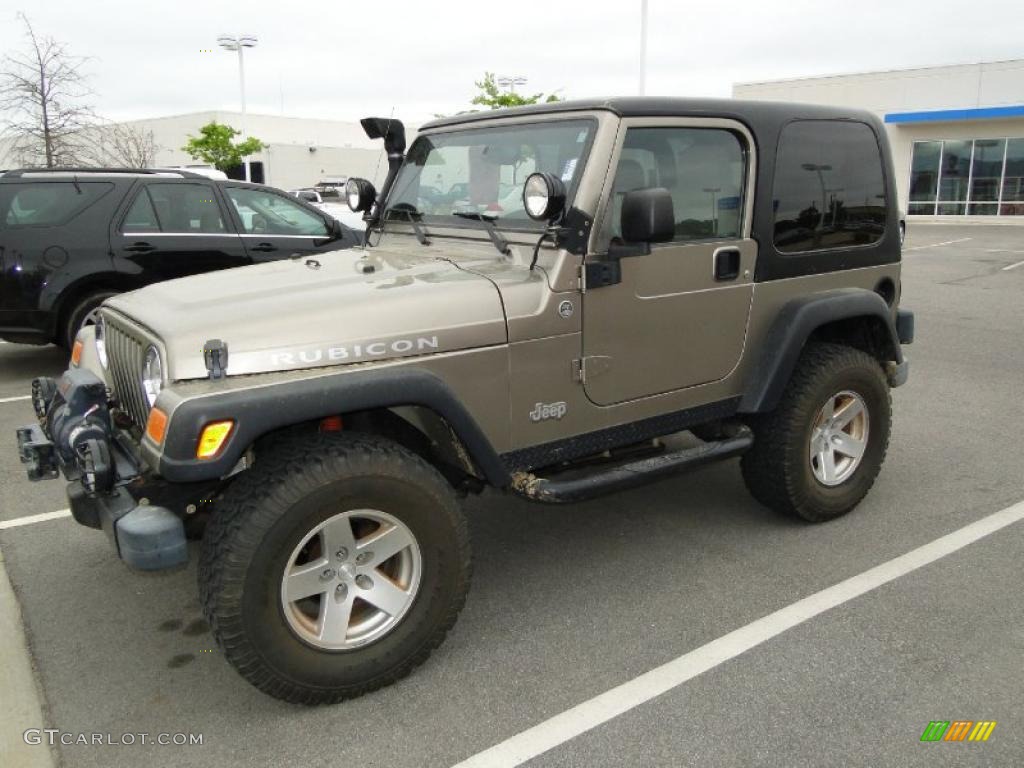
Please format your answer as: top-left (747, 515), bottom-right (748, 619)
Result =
top-left (909, 137), bottom-right (1024, 216)
top-left (1002, 138), bottom-right (1024, 216)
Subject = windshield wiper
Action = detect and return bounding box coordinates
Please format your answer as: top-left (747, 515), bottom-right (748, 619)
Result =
top-left (451, 211), bottom-right (510, 256)
top-left (384, 205), bottom-right (430, 246)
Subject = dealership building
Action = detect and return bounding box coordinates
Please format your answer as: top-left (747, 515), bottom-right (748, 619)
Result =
top-left (734, 59), bottom-right (1024, 220)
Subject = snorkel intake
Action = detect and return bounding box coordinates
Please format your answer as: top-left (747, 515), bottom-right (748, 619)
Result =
top-left (359, 117), bottom-right (406, 229)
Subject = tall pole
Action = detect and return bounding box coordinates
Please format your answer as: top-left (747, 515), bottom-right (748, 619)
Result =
top-left (218, 35), bottom-right (258, 182)
top-left (237, 46), bottom-right (249, 182)
top-left (639, 0), bottom-right (648, 96)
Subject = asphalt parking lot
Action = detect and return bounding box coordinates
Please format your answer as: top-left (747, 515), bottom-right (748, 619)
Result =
top-left (1, 221), bottom-right (1022, 767)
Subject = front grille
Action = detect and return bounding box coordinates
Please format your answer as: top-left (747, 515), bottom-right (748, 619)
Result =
top-left (104, 317), bottom-right (151, 428)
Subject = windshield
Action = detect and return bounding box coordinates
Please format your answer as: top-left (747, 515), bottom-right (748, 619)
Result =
top-left (386, 119), bottom-right (595, 229)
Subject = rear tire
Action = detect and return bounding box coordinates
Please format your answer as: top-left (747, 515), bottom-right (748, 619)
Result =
top-left (740, 343), bottom-right (891, 522)
top-left (62, 290), bottom-right (117, 349)
top-left (198, 432), bottom-right (471, 704)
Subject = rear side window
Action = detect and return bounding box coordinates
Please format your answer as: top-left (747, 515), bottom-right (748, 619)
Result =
top-left (0, 182), bottom-right (113, 228)
top-left (772, 121), bottom-right (887, 253)
top-left (122, 190), bottom-right (160, 233)
top-left (134, 183), bottom-right (227, 234)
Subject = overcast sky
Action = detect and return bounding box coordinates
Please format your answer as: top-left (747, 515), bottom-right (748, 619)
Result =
top-left (3, 0), bottom-right (1024, 126)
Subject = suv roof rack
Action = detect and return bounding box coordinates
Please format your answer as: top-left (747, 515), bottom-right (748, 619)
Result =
top-left (2, 167), bottom-right (210, 179)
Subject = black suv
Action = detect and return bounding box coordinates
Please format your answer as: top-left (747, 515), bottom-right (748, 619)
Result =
top-left (0, 168), bottom-right (359, 347)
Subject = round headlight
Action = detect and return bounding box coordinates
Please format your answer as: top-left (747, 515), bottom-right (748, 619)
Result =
top-left (522, 172), bottom-right (567, 222)
top-left (95, 316), bottom-right (108, 369)
top-left (345, 178), bottom-right (377, 213)
top-left (141, 346), bottom-right (163, 407)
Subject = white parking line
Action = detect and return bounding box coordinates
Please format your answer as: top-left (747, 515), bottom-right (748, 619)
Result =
top-left (903, 237), bottom-right (972, 252)
top-left (452, 499), bottom-right (1024, 768)
top-left (0, 395), bottom-right (31, 404)
top-left (0, 510), bottom-right (71, 530)
top-left (1002, 259), bottom-right (1024, 272)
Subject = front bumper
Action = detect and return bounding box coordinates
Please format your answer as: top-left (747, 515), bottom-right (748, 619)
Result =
top-left (68, 483), bottom-right (188, 570)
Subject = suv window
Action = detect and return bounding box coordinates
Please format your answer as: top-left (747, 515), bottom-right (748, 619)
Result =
top-left (1, 182), bottom-right (113, 228)
top-left (136, 183), bottom-right (227, 234)
top-left (606, 127), bottom-right (746, 242)
top-left (226, 187), bottom-right (329, 236)
top-left (122, 189), bottom-right (160, 233)
top-left (773, 120), bottom-right (887, 253)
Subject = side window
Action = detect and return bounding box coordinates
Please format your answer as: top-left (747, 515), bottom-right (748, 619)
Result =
top-left (144, 183), bottom-right (226, 234)
top-left (121, 189), bottom-right (160, 233)
top-left (773, 120), bottom-right (887, 253)
top-left (1, 182), bottom-right (113, 228)
top-left (606, 127), bottom-right (746, 242)
top-left (225, 187), bottom-right (329, 236)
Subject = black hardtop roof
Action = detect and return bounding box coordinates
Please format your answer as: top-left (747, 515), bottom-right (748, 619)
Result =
top-left (421, 96), bottom-right (880, 131)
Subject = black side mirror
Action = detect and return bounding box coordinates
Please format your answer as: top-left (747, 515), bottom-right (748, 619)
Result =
top-left (621, 188), bottom-right (675, 243)
top-left (330, 217), bottom-right (344, 238)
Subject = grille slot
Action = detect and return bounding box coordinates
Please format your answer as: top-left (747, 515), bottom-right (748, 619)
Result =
top-left (105, 320), bottom-right (150, 428)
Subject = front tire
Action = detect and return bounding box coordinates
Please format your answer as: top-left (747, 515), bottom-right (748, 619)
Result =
top-left (740, 343), bottom-right (891, 522)
top-left (198, 432), bottom-right (471, 704)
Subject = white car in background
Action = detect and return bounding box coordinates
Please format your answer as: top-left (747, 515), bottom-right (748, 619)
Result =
top-left (289, 187), bottom-right (365, 232)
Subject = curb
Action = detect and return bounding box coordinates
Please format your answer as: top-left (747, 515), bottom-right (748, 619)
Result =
top-left (0, 549), bottom-right (57, 768)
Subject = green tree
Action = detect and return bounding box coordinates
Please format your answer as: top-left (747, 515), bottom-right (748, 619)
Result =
top-left (181, 121), bottom-right (265, 171)
top-left (470, 72), bottom-right (562, 110)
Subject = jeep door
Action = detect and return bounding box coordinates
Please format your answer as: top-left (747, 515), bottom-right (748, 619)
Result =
top-left (581, 119), bottom-right (757, 406)
top-left (110, 181), bottom-right (250, 281)
top-left (223, 185), bottom-right (357, 260)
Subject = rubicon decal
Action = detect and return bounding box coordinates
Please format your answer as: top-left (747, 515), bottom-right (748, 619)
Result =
top-left (266, 336), bottom-right (440, 368)
top-left (920, 720), bottom-right (997, 742)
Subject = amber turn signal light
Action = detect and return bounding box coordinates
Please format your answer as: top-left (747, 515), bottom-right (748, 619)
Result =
top-left (145, 407), bottom-right (168, 445)
top-left (70, 340), bottom-right (83, 366)
top-left (196, 420), bottom-right (234, 459)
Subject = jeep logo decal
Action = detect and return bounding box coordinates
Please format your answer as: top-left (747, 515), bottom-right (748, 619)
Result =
top-left (529, 401), bottom-right (567, 422)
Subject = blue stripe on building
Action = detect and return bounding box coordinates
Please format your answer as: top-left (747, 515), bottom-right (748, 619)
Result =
top-left (885, 105), bottom-right (1024, 124)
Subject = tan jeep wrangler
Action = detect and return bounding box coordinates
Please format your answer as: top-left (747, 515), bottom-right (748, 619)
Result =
top-left (17, 98), bottom-right (914, 704)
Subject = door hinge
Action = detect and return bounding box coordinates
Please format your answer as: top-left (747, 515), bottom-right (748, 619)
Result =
top-left (583, 260), bottom-right (622, 291)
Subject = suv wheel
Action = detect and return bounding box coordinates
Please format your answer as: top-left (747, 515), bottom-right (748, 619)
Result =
top-left (740, 343), bottom-right (891, 522)
top-left (63, 290), bottom-right (118, 349)
top-left (198, 432), bottom-right (471, 704)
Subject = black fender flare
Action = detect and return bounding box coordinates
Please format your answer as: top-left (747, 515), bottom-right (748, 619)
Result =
top-left (738, 288), bottom-right (903, 414)
top-left (157, 367), bottom-right (511, 487)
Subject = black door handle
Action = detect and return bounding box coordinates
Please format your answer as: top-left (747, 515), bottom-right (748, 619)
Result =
top-left (124, 241), bottom-right (155, 253)
top-left (713, 247), bottom-right (741, 281)
top-left (251, 242), bottom-right (277, 252)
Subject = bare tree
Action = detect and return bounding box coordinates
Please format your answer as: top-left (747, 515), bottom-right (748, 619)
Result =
top-left (81, 122), bottom-right (160, 168)
top-left (0, 13), bottom-right (95, 167)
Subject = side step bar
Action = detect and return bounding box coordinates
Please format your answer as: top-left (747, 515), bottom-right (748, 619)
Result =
top-left (510, 429), bottom-right (753, 504)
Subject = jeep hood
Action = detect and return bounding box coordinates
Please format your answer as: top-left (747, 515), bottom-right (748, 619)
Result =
top-left (106, 246), bottom-right (508, 380)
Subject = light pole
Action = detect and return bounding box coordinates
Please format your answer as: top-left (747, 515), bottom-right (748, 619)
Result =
top-left (218, 34), bottom-right (258, 181)
top-left (639, 0), bottom-right (649, 95)
top-left (801, 162), bottom-right (832, 244)
top-left (497, 75), bottom-right (527, 95)
top-left (825, 187), bottom-right (844, 228)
